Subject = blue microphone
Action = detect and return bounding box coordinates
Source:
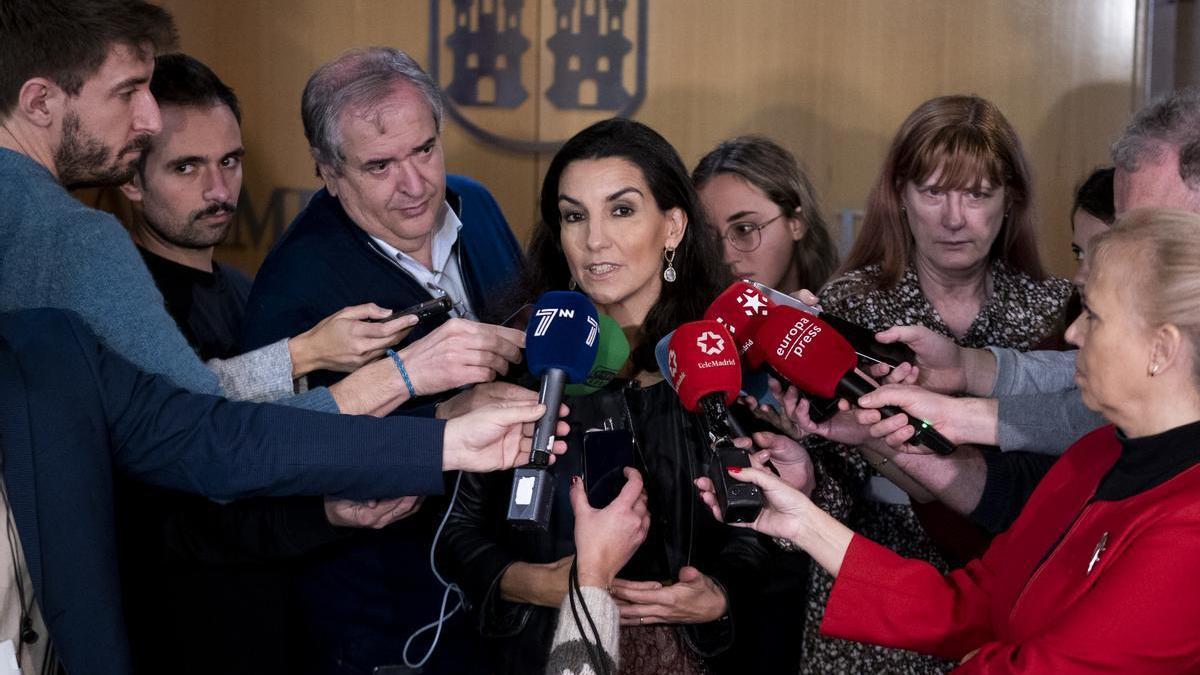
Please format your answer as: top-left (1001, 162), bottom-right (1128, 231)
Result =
top-left (508, 291), bottom-right (599, 530)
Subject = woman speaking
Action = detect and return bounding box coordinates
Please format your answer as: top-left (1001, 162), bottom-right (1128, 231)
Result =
top-left (707, 208), bottom-right (1200, 672)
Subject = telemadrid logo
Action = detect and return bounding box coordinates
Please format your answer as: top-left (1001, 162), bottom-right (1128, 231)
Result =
top-left (696, 331), bottom-right (725, 356)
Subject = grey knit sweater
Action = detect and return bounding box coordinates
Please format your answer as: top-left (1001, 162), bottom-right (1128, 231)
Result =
top-left (0, 148), bottom-right (336, 411)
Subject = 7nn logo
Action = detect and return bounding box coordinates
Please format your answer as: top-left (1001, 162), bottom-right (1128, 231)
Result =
top-left (534, 308), bottom-right (599, 347)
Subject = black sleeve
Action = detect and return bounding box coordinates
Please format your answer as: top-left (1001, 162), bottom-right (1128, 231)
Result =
top-left (154, 493), bottom-right (352, 565)
top-left (69, 312), bottom-right (449, 500)
top-left (435, 470), bottom-right (533, 636)
top-left (685, 522), bottom-right (771, 658)
top-left (968, 451), bottom-right (1059, 533)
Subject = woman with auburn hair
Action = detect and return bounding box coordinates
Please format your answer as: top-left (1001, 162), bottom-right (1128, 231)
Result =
top-left (692, 135), bottom-right (839, 294)
top-left (709, 208), bottom-right (1200, 673)
top-left (796, 95), bottom-right (1071, 672)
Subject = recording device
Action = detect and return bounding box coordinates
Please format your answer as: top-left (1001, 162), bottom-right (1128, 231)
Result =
top-left (367, 295), bottom-right (454, 324)
top-left (565, 314), bottom-right (631, 396)
top-left (704, 281), bottom-right (840, 422)
top-left (668, 321), bottom-right (763, 523)
top-left (756, 306), bottom-right (956, 455)
top-left (507, 291), bottom-right (600, 530)
top-left (747, 280), bottom-right (916, 368)
top-left (582, 426), bottom-right (635, 508)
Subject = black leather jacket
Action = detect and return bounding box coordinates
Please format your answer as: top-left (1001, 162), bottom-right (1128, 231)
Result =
top-left (437, 378), bottom-right (771, 674)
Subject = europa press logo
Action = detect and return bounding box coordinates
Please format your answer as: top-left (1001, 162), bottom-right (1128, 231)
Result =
top-left (429, 0), bottom-right (648, 153)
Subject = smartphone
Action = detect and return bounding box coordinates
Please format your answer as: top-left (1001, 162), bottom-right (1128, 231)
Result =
top-left (367, 295), bottom-right (453, 325)
top-left (582, 428), bottom-right (635, 509)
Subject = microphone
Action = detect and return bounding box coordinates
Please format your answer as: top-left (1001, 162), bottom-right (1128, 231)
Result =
top-left (655, 330), bottom-right (749, 439)
top-left (668, 321), bottom-right (763, 523)
top-left (565, 314), bottom-right (630, 396)
top-left (746, 280), bottom-right (916, 368)
top-left (508, 291), bottom-right (600, 530)
top-left (702, 280), bottom-right (773, 368)
top-left (705, 281), bottom-right (840, 422)
top-left (756, 306), bottom-right (956, 455)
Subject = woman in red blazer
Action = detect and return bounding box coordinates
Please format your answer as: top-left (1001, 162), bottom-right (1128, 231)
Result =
top-left (706, 208), bottom-right (1200, 673)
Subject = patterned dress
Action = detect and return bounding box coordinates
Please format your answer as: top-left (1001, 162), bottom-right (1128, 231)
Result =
top-left (799, 260), bottom-right (1072, 674)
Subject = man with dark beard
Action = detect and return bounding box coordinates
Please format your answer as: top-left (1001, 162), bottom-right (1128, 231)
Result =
top-left (121, 53), bottom-right (252, 360)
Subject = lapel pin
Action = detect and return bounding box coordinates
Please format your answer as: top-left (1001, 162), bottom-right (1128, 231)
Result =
top-left (1087, 531), bottom-right (1109, 574)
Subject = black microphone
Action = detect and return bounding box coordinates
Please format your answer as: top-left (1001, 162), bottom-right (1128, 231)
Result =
top-left (507, 291), bottom-right (600, 530)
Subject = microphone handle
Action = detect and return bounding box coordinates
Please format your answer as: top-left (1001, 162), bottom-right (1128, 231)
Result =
top-left (838, 372), bottom-right (956, 456)
top-left (531, 368), bottom-right (567, 465)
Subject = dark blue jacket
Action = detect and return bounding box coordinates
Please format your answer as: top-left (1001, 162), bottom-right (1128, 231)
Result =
top-left (0, 309), bottom-right (448, 675)
top-left (239, 175), bottom-right (523, 674)
top-left (242, 175), bottom-right (524, 379)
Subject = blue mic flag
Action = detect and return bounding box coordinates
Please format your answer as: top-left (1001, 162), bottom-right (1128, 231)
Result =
top-left (525, 291), bottom-right (600, 384)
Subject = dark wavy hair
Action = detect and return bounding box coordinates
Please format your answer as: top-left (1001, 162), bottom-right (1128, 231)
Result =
top-left (518, 118), bottom-right (730, 373)
top-left (692, 135), bottom-right (839, 292)
top-left (1073, 166), bottom-right (1115, 225)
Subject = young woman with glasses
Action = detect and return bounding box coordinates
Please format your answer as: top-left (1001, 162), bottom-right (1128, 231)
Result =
top-left (693, 136), bottom-right (838, 294)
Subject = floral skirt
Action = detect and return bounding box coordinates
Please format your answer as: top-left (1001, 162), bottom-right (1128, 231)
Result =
top-left (619, 624), bottom-right (706, 675)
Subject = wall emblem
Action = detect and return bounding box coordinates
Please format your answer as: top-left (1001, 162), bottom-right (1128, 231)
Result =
top-left (430, 0), bottom-right (648, 153)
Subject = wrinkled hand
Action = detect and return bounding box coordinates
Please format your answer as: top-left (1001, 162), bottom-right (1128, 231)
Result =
top-left (397, 318), bottom-right (525, 396)
top-left (570, 467), bottom-right (650, 589)
top-left (324, 495), bottom-right (422, 529)
top-left (291, 303), bottom-right (418, 375)
top-left (874, 325), bottom-right (969, 394)
top-left (761, 379), bottom-right (873, 447)
top-left (611, 566), bottom-right (727, 626)
top-left (852, 383), bottom-right (978, 452)
top-left (696, 466), bottom-right (813, 543)
top-left (435, 381), bottom-right (539, 420)
top-left (733, 432), bottom-right (815, 495)
top-left (441, 401), bottom-right (570, 472)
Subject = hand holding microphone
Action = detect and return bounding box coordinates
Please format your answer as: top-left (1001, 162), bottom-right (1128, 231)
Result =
top-left (755, 307), bottom-right (957, 455)
top-left (507, 291), bottom-right (600, 530)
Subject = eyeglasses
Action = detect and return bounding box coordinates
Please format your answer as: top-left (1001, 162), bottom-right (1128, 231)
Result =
top-left (722, 213), bottom-right (786, 253)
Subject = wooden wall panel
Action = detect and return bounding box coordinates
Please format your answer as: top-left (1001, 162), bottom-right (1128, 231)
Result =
top-left (159, 0), bottom-right (1138, 279)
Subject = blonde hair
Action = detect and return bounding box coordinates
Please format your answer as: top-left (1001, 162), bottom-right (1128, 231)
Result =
top-left (1090, 208), bottom-right (1200, 377)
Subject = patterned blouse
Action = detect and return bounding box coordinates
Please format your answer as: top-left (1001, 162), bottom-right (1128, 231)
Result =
top-left (799, 259), bottom-right (1072, 675)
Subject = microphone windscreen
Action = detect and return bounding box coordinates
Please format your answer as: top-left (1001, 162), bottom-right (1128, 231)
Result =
top-left (703, 280), bottom-right (773, 367)
top-left (525, 291), bottom-right (600, 383)
top-left (756, 306), bottom-right (856, 399)
top-left (655, 330), bottom-right (674, 387)
top-left (668, 320), bottom-right (741, 412)
top-left (565, 314), bottom-right (630, 395)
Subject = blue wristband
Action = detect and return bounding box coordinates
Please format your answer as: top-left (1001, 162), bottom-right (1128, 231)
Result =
top-left (387, 349), bottom-right (417, 398)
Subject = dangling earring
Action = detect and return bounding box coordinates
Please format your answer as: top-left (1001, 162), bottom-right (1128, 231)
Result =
top-left (662, 247), bottom-right (677, 283)
top-left (568, 278), bottom-right (578, 291)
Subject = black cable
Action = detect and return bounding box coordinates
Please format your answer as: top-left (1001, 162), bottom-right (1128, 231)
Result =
top-left (567, 559), bottom-right (612, 675)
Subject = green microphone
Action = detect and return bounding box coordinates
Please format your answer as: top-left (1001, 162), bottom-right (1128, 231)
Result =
top-left (565, 314), bottom-right (630, 395)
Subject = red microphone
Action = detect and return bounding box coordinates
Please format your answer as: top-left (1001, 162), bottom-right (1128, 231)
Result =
top-left (756, 307), bottom-right (956, 455)
top-left (668, 321), bottom-right (763, 523)
top-left (702, 281), bottom-right (773, 368)
top-left (668, 320), bottom-right (741, 414)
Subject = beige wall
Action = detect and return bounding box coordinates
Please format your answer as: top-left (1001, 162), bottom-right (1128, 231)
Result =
top-left (159, 0), bottom-right (1139, 279)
